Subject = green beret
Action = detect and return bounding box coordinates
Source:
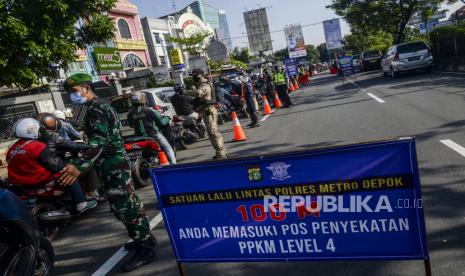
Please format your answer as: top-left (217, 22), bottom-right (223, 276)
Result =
top-left (63, 73), bottom-right (92, 92)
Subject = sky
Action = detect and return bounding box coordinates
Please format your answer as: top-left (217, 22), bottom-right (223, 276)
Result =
top-left (130, 0), bottom-right (464, 51)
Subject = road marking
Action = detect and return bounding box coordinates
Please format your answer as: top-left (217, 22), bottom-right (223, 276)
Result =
top-left (348, 78), bottom-right (385, 103)
top-left (92, 212), bottom-right (163, 276)
top-left (367, 93), bottom-right (385, 103)
top-left (260, 109), bottom-right (275, 122)
top-left (440, 139), bottom-right (465, 157)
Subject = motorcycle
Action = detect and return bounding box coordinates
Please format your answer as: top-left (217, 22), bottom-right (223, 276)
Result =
top-left (4, 180), bottom-right (75, 241)
top-left (0, 187), bottom-right (55, 276)
top-left (124, 137), bottom-right (162, 188)
top-left (171, 115), bottom-right (206, 150)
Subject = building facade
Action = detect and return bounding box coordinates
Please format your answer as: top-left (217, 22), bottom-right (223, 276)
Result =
top-left (141, 18), bottom-right (173, 69)
top-left (218, 10), bottom-right (233, 51)
top-left (109, 0), bottom-right (151, 70)
top-left (162, 1), bottom-right (232, 49)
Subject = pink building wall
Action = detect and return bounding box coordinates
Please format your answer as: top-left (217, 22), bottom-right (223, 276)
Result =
top-left (109, 0), bottom-right (151, 68)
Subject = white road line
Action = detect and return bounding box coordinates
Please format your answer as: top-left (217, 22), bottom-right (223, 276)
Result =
top-left (367, 93), bottom-right (385, 103)
top-left (92, 212), bottom-right (163, 276)
top-left (440, 139), bottom-right (465, 157)
top-left (260, 109), bottom-right (275, 122)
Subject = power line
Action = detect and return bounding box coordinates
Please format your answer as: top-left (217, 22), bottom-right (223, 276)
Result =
top-left (224, 18), bottom-right (341, 42)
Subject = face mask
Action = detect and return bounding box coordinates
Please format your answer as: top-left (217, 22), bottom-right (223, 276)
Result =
top-left (70, 92), bottom-right (87, 105)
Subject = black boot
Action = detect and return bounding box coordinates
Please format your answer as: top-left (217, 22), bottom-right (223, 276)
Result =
top-left (124, 235), bottom-right (157, 251)
top-left (121, 237), bottom-right (157, 272)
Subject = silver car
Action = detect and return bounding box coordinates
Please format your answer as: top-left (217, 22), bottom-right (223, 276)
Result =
top-left (381, 41), bottom-right (433, 78)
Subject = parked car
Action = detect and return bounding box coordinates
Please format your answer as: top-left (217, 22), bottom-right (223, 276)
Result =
top-left (352, 54), bottom-right (362, 71)
top-left (361, 50), bottom-right (382, 71)
top-left (381, 41), bottom-right (433, 78)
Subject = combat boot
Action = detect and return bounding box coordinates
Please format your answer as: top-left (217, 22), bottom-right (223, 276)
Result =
top-left (124, 234), bottom-right (157, 251)
top-left (121, 237), bottom-right (157, 272)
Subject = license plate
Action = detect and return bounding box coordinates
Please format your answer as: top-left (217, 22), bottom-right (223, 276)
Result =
top-left (408, 56), bottom-right (420, 61)
top-left (370, 60), bottom-right (378, 63)
top-left (127, 151), bottom-right (142, 160)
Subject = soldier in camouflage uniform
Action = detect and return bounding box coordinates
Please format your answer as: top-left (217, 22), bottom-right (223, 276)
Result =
top-left (61, 73), bottom-right (156, 272)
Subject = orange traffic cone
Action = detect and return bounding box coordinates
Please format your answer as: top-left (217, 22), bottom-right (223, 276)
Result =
top-left (293, 79), bottom-right (300, 90)
top-left (289, 82), bottom-right (295, 93)
top-left (274, 91), bottom-right (282, 109)
top-left (232, 112), bottom-right (246, 142)
top-left (262, 96), bottom-right (273, 115)
top-left (159, 151), bottom-right (169, 166)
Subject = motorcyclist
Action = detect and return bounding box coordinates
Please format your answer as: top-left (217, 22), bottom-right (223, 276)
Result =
top-left (171, 84), bottom-right (205, 127)
top-left (6, 118), bottom-right (97, 214)
top-left (127, 91), bottom-right (177, 165)
top-left (52, 110), bottom-right (82, 141)
top-left (62, 107), bottom-right (78, 128)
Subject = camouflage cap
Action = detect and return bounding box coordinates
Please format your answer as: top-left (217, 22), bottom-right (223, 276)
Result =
top-left (63, 73), bottom-right (92, 92)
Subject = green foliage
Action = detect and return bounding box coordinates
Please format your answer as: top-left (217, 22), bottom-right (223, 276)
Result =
top-left (231, 47), bottom-right (251, 64)
top-left (327, 0), bottom-right (457, 44)
top-left (208, 59), bottom-right (223, 72)
top-left (155, 80), bottom-right (175, 88)
top-left (317, 44), bottom-right (330, 62)
top-left (273, 48), bottom-right (289, 61)
top-left (167, 31), bottom-right (212, 55)
top-left (0, 0), bottom-right (117, 88)
top-left (430, 21), bottom-right (465, 43)
top-left (306, 45), bottom-right (320, 63)
top-left (230, 57), bottom-right (249, 70)
top-left (183, 77), bottom-right (196, 89)
top-left (343, 30), bottom-right (394, 54)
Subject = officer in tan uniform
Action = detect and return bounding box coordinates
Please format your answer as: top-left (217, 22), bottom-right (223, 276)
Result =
top-left (191, 68), bottom-right (227, 159)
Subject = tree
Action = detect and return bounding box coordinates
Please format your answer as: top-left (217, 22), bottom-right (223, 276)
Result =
top-left (0, 0), bottom-right (117, 87)
top-left (317, 43), bottom-right (330, 62)
top-left (342, 29), bottom-right (394, 53)
top-left (167, 31), bottom-right (212, 55)
top-left (231, 47), bottom-right (251, 64)
top-left (327, 0), bottom-right (458, 44)
top-left (273, 48), bottom-right (289, 61)
top-left (306, 45), bottom-right (320, 63)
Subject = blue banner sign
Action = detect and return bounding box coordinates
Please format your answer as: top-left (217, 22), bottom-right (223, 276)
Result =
top-left (339, 56), bottom-right (354, 77)
top-left (284, 58), bottom-right (298, 77)
top-left (150, 138), bottom-right (428, 262)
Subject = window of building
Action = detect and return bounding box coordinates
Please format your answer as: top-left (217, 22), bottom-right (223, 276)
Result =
top-left (68, 62), bottom-right (76, 72)
top-left (154, 32), bottom-right (162, 44)
top-left (118, 19), bottom-right (132, 39)
top-left (159, 56), bottom-right (166, 65)
top-left (123, 53), bottom-right (145, 68)
top-left (78, 61), bottom-right (86, 71)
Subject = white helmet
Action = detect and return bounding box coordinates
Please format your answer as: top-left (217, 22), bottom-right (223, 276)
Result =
top-left (14, 118), bottom-right (41, 139)
top-left (62, 107), bottom-right (73, 118)
top-left (52, 110), bottom-right (66, 120)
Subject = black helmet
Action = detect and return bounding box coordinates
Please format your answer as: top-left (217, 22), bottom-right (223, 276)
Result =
top-left (191, 68), bottom-right (205, 76)
top-left (174, 83), bottom-right (185, 94)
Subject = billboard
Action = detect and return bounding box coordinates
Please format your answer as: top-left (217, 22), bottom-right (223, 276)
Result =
top-left (150, 138), bottom-right (429, 263)
top-left (244, 8), bottom-right (273, 53)
top-left (93, 47), bottom-right (123, 71)
top-left (323, 19), bottom-right (343, 50)
top-left (284, 25), bottom-right (307, 58)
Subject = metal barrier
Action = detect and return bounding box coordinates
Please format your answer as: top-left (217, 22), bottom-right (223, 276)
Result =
top-left (0, 103), bottom-right (38, 143)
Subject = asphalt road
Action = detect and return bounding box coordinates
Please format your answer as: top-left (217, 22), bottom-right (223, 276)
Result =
top-left (53, 70), bottom-right (465, 276)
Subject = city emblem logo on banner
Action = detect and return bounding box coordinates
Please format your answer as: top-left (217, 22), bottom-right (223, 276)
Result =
top-left (267, 162), bottom-right (292, 181)
top-left (248, 166), bottom-right (263, 182)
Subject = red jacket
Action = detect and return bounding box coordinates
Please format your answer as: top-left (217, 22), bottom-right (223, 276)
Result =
top-left (7, 139), bottom-right (60, 186)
